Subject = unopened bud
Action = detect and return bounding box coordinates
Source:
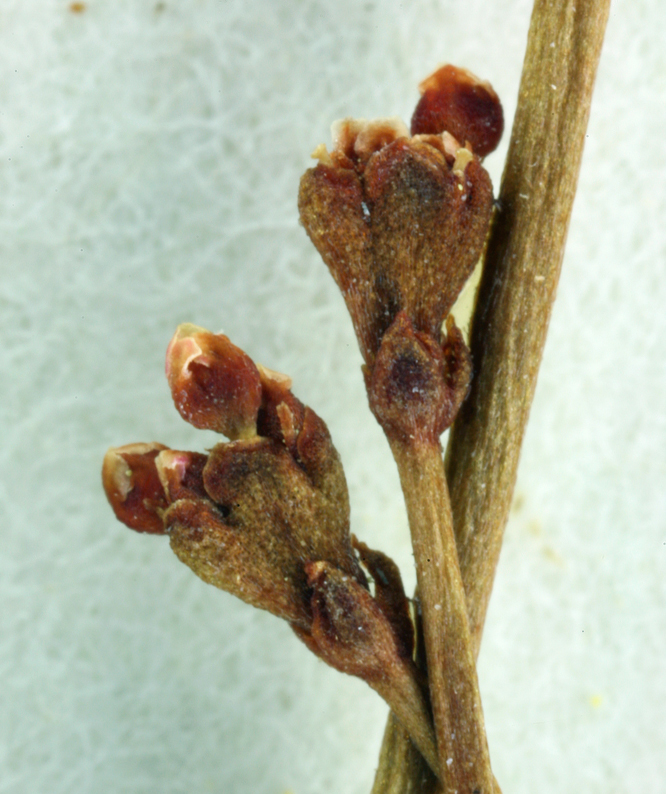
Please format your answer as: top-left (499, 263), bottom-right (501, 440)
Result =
top-left (411, 64), bottom-right (503, 157)
top-left (165, 324), bottom-right (262, 439)
top-left (296, 560), bottom-right (438, 776)
top-left (301, 561), bottom-right (398, 684)
top-left (154, 449), bottom-right (208, 503)
top-left (102, 442), bottom-right (169, 533)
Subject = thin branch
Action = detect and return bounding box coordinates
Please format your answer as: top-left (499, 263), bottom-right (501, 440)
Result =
top-left (371, 0), bottom-right (610, 789)
top-left (371, 712), bottom-right (438, 794)
top-left (390, 437), bottom-right (493, 794)
top-left (449, 0), bottom-right (612, 653)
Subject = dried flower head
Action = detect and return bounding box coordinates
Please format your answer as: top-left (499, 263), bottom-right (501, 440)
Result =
top-left (102, 326), bottom-right (430, 751)
top-left (299, 66), bottom-right (501, 440)
top-left (102, 327), bottom-right (416, 667)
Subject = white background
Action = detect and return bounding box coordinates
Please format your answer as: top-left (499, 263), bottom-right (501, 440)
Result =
top-left (1, 1), bottom-right (665, 792)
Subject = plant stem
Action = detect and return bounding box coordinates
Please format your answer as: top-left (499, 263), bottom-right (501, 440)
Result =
top-left (449, 0), bottom-right (612, 655)
top-left (372, 711), bottom-right (438, 794)
top-left (371, 0), bottom-right (611, 789)
top-left (372, 663), bottom-right (440, 779)
top-left (389, 437), bottom-right (493, 794)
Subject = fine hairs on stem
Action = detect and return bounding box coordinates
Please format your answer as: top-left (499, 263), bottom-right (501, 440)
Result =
top-left (101, 0), bottom-right (610, 790)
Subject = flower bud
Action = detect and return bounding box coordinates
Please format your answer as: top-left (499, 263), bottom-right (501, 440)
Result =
top-left (411, 64), bottom-right (503, 157)
top-left (154, 449), bottom-right (208, 503)
top-left (102, 442), bottom-right (169, 533)
top-left (165, 323), bottom-right (262, 439)
top-left (295, 560), bottom-right (438, 776)
top-left (299, 560), bottom-right (402, 683)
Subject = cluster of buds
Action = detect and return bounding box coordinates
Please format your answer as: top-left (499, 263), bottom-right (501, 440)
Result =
top-left (299, 64), bottom-right (502, 443)
top-left (102, 325), bottom-right (438, 766)
top-left (102, 63), bottom-right (503, 779)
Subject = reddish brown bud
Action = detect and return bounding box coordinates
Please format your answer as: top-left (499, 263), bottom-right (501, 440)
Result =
top-left (154, 449), bottom-right (208, 503)
top-left (299, 560), bottom-right (404, 683)
top-left (294, 560), bottom-right (439, 775)
top-left (411, 64), bottom-right (503, 157)
top-left (165, 324), bottom-right (262, 439)
top-left (102, 443), bottom-right (169, 533)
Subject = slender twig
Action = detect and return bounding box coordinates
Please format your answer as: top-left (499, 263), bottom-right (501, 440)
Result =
top-left (372, 662), bottom-right (441, 779)
top-left (449, 0), bottom-right (612, 654)
top-left (390, 437), bottom-right (493, 794)
top-left (371, 0), bottom-right (611, 790)
top-left (372, 711), bottom-right (438, 794)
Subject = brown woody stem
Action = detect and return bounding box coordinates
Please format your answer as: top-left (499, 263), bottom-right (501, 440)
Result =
top-left (449, 0), bottom-right (611, 654)
top-left (372, 0), bottom-right (610, 790)
top-left (389, 437), bottom-right (493, 794)
top-left (372, 711), bottom-right (438, 794)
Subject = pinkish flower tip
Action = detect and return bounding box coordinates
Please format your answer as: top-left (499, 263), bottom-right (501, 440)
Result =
top-left (165, 324), bottom-right (262, 439)
top-left (102, 442), bottom-right (169, 534)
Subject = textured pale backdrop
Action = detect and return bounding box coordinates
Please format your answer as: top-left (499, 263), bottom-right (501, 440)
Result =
top-left (1, 1), bottom-right (665, 793)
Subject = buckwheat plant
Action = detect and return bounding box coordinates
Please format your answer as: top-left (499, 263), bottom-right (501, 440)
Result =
top-left (103, 1), bottom-right (610, 789)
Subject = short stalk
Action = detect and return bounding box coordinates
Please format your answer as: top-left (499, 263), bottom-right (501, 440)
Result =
top-left (372, 665), bottom-right (440, 779)
top-left (390, 436), bottom-right (493, 794)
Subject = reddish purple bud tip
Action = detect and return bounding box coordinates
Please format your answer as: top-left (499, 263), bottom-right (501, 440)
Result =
top-left (165, 324), bottom-right (262, 439)
top-left (411, 64), bottom-right (503, 157)
top-left (102, 442), bottom-right (169, 533)
top-left (154, 449), bottom-right (208, 503)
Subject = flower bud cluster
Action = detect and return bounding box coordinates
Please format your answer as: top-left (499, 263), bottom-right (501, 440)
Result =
top-left (103, 325), bottom-right (419, 698)
top-left (298, 64), bottom-right (502, 442)
top-left (101, 64), bottom-right (504, 774)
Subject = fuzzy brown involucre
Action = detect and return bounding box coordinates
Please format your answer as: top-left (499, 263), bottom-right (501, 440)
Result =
top-left (299, 66), bottom-right (502, 441)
